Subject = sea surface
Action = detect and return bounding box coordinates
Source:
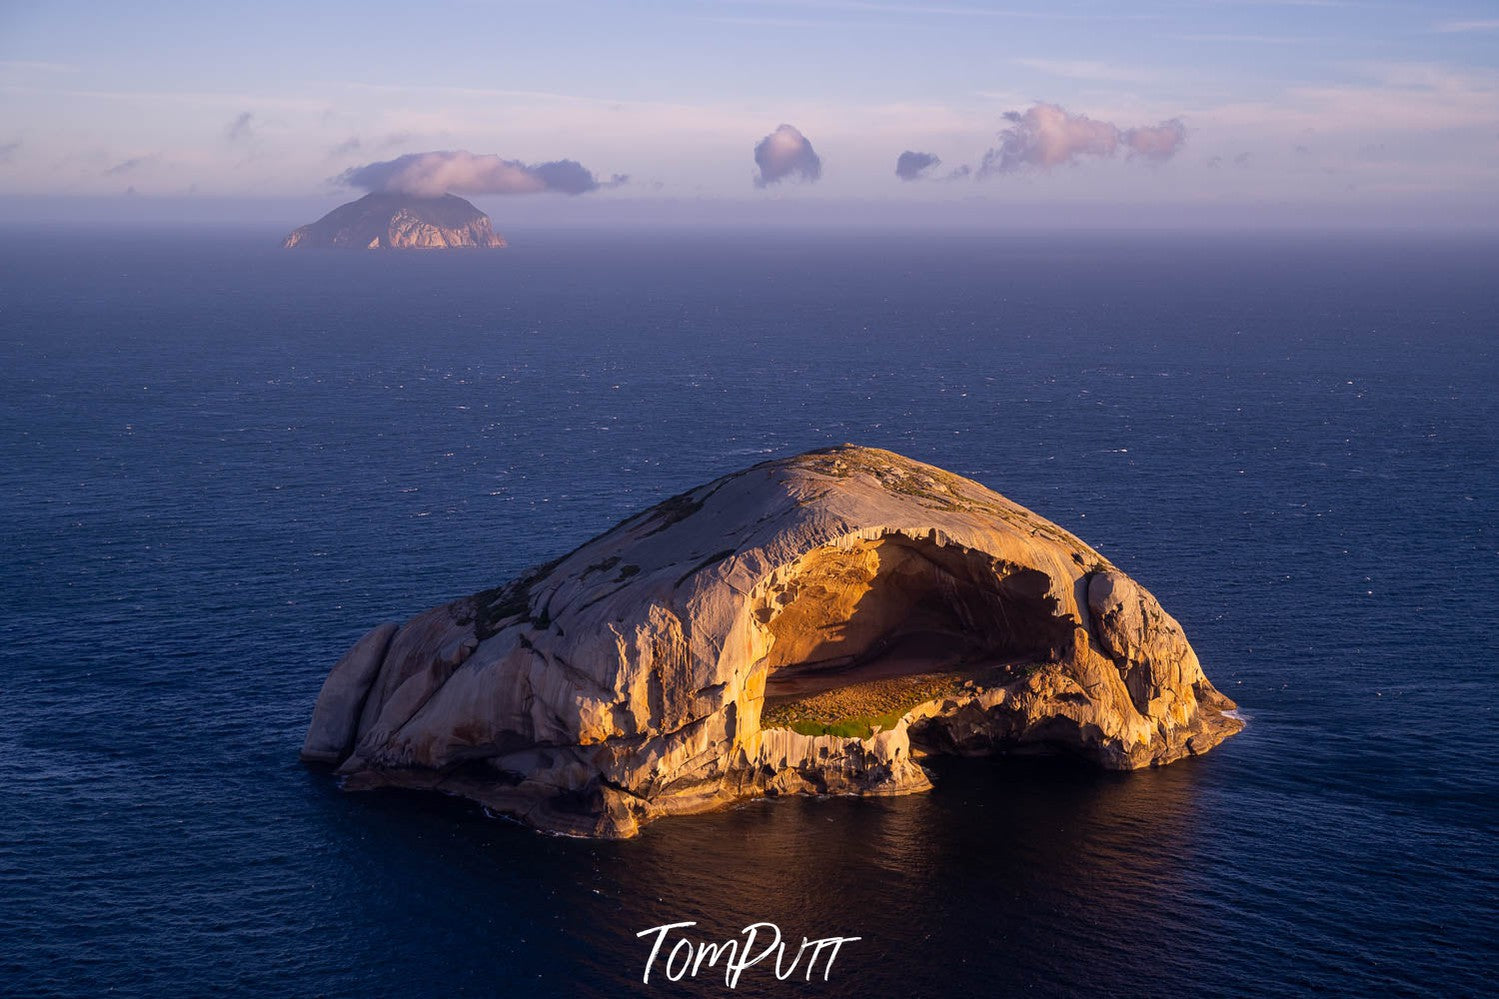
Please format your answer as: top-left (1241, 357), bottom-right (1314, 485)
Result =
top-left (1, 228), bottom-right (1496, 997)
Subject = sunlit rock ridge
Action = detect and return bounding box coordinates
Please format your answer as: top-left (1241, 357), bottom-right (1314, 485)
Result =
top-left (282, 192), bottom-right (505, 249)
top-left (302, 445), bottom-right (1242, 837)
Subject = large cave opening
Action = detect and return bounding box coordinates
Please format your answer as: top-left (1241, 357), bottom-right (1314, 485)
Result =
top-left (753, 535), bottom-right (1076, 735)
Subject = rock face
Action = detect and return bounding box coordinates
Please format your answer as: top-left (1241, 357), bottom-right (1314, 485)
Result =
top-left (302, 446), bottom-right (1242, 837)
top-left (282, 193), bottom-right (506, 249)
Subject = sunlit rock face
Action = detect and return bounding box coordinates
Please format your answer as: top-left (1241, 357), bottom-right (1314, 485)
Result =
top-left (301, 445), bottom-right (1242, 838)
top-left (281, 192), bottom-right (506, 249)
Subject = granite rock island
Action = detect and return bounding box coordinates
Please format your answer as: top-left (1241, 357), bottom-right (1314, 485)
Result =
top-left (282, 192), bottom-right (505, 249)
top-left (302, 446), bottom-right (1242, 837)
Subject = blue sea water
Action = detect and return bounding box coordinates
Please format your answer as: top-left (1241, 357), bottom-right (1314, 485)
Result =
top-left (1, 228), bottom-right (1496, 997)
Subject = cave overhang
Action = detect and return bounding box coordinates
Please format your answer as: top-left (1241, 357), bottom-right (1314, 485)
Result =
top-left (728, 529), bottom-right (1085, 743)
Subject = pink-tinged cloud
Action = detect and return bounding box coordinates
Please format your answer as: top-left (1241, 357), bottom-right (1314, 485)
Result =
top-left (979, 103), bottom-right (1186, 176)
top-left (338, 150), bottom-right (625, 197)
top-left (754, 124), bottom-right (822, 187)
top-left (1123, 120), bottom-right (1187, 160)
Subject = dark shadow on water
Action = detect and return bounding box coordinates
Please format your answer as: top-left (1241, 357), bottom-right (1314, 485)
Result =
top-left (309, 753), bottom-right (1215, 997)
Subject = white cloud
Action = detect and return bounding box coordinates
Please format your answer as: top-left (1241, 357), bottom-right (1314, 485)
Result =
top-left (339, 150), bottom-right (624, 196)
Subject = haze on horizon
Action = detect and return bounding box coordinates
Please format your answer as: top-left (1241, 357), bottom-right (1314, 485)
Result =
top-left (1, 0), bottom-right (1497, 229)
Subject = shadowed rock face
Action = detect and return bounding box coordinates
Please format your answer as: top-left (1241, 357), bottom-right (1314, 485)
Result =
top-left (282, 193), bottom-right (506, 249)
top-left (302, 445), bottom-right (1242, 837)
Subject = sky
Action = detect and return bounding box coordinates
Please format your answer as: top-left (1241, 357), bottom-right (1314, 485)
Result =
top-left (1, 0), bottom-right (1497, 227)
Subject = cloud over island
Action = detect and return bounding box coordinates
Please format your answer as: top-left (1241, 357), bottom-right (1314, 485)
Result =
top-left (338, 150), bottom-right (626, 197)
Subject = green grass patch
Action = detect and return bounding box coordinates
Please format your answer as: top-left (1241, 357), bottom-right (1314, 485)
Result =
top-left (784, 708), bottom-right (911, 740)
top-left (763, 673), bottom-right (970, 741)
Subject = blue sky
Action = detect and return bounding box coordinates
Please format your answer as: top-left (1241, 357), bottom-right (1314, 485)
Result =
top-left (2, 0), bottom-right (1496, 225)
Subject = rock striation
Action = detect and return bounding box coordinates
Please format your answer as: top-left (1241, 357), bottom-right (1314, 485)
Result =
top-left (282, 192), bottom-right (506, 249)
top-left (302, 446), bottom-right (1242, 837)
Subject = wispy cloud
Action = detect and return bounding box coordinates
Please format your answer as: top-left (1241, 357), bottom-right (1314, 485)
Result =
top-left (104, 155), bottom-right (155, 176)
top-left (699, 15), bottom-right (863, 27)
top-left (1015, 58), bottom-right (1160, 83)
top-left (0, 84), bottom-right (326, 111)
top-left (0, 60), bottom-right (77, 73)
top-left (728, 0), bottom-right (1156, 21)
top-left (1190, 0), bottom-right (1356, 6)
top-left (226, 111), bottom-right (255, 142)
top-left (340, 80), bottom-right (678, 108)
top-left (1433, 19), bottom-right (1499, 33)
top-left (326, 133), bottom-right (413, 159)
top-left (1172, 33), bottom-right (1319, 44)
top-left (1219, 0), bottom-right (1345, 5)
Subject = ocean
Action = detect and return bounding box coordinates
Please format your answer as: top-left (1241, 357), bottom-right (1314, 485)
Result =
top-left (2, 228), bottom-right (1495, 996)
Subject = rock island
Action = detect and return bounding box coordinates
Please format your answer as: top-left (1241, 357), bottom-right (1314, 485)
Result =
top-left (282, 192), bottom-right (505, 249)
top-left (302, 445), bottom-right (1242, 837)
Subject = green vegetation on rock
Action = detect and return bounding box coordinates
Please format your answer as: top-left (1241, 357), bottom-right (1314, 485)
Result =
top-left (762, 672), bottom-right (970, 741)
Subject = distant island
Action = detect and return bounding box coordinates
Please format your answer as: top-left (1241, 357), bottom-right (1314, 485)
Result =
top-left (282, 192), bottom-right (506, 249)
